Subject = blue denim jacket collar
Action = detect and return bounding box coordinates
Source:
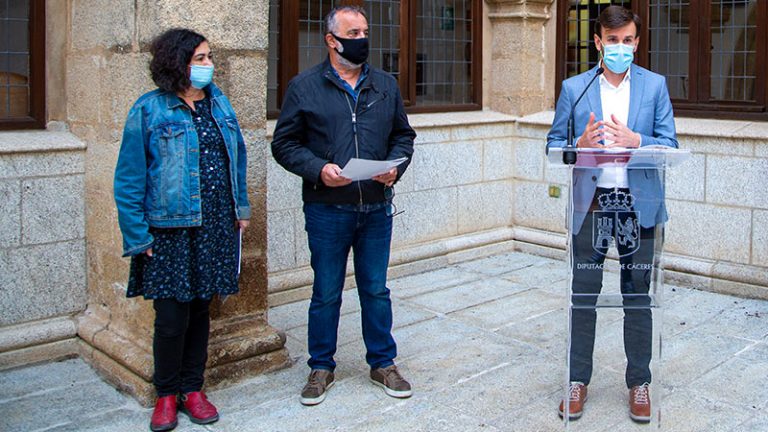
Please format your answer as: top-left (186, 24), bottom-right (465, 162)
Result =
top-left (161, 84), bottom-right (225, 110)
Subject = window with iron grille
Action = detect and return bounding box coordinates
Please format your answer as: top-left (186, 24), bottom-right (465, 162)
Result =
top-left (0, 0), bottom-right (44, 130)
top-left (267, 0), bottom-right (482, 117)
top-left (555, 0), bottom-right (768, 120)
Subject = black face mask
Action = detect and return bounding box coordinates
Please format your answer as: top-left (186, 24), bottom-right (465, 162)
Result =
top-left (332, 34), bottom-right (369, 65)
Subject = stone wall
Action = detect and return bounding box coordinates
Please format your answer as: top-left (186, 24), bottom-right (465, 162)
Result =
top-left (0, 133), bottom-right (86, 369)
top-left (514, 112), bottom-right (768, 299)
top-left (266, 111), bottom-right (520, 304)
top-left (266, 109), bottom-right (768, 305)
top-left (0, 0), bottom-right (82, 370)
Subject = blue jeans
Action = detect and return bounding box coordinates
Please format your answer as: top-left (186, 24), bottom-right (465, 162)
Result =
top-left (303, 203), bottom-right (397, 371)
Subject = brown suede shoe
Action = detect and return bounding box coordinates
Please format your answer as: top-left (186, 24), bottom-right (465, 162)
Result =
top-left (558, 382), bottom-right (587, 420)
top-left (629, 383), bottom-right (651, 423)
top-left (370, 365), bottom-right (412, 398)
top-left (300, 369), bottom-right (335, 406)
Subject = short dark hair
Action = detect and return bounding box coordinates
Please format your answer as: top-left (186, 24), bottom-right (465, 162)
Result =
top-left (324, 5), bottom-right (368, 35)
top-left (594, 5), bottom-right (641, 37)
top-left (149, 28), bottom-right (207, 93)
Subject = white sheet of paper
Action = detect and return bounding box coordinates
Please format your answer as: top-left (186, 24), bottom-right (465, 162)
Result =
top-left (237, 228), bottom-right (242, 275)
top-left (340, 157), bottom-right (408, 181)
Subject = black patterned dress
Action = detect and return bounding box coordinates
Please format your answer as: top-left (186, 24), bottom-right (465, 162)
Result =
top-left (127, 97), bottom-right (240, 301)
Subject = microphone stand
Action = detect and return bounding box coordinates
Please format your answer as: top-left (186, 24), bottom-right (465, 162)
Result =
top-left (563, 67), bottom-right (604, 165)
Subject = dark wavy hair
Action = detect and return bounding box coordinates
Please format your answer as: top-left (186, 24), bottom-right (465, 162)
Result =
top-left (149, 28), bottom-right (207, 93)
top-left (595, 5), bottom-right (641, 37)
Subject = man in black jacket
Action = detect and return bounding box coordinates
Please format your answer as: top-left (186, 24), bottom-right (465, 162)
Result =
top-left (271, 5), bottom-right (416, 406)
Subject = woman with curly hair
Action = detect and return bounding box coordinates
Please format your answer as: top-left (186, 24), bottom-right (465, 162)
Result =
top-left (113, 28), bottom-right (250, 431)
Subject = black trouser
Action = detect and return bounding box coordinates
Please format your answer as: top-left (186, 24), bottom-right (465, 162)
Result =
top-left (569, 191), bottom-right (657, 388)
top-left (153, 298), bottom-right (212, 397)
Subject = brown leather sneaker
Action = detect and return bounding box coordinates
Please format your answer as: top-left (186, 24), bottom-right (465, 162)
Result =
top-left (558, 382), bottom-right (587, 420)
top-left (629, 383), bottom-right (651, 423)
top-left (300, 369), bottom-right (335, 406)
top-left (370, 365), bottom-right (413, 398)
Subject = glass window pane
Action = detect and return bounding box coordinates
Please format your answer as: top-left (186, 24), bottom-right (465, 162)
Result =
top-left (415, 0), bottom-right (474, 106)
top-left (267, 0), bottom-right (280, 113)
top-left (0, 0), bottom-right (30, 120)
top-left (8, 21), bottom-right (28, 53)
top-left (8, 53), bottom-right (28, 80)
top-left (7, 0), bottom-right (29, 19)
top-left (565, 0), bottom-right (632, 79)
top-left (367, 1), bottom-right (400, 80)
top-left (8, 85), bottom-right (28, 116)
top-left (294, 1), bottom-right (401, 77)
top-left (270, 0), bottom-right (483, 112)
top-left (297, 0), bottom-right (335, 73)
top-left (709, 0), bottom-right (758, 102)
top-left (649, 0), bottom-right (690, 100)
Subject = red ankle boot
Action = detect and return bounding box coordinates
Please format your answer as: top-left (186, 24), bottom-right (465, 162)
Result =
top-left (180, 391), bottom-right (219, 424)
top-left (150, 395), bottom-right (178, 431)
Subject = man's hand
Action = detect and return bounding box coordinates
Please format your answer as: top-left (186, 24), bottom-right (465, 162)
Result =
top-left (144, 248), bottom-right (153, 257)
top-left (236, 220), bottom-right (250, 231)
top-left (577, 113), bottom-right (605, 148)
top-left (372, 167), bottom-right (397, 186)
top-left (603, 114), bottom-right (641, 148)
top-left (320, 163), bottom-right (352, 187)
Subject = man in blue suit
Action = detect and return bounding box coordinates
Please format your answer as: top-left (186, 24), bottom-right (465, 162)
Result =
top-left (547, 5), bottom-right (678, 423)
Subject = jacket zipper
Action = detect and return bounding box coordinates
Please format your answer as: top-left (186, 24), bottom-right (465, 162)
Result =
top-left (344, 92), bottom-right (365, 205)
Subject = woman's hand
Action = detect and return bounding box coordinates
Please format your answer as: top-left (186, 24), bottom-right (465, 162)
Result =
top-left (144, 248), bottom-right (153, 257)
top-left (236, 220), bottom-right (250, 231)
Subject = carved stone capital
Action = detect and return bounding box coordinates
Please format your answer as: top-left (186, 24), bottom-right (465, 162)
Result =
top-left (486, 0), bottom-right (555, 22)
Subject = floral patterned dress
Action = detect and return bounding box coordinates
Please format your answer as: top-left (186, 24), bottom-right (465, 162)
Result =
top-left (127, 97), bottom-right (240, 301)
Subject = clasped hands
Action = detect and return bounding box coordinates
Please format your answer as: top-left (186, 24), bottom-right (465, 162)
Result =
top-left (577, 113), bottom-right (641, 149)
top-left (320, 164), bottom-right (397, 187)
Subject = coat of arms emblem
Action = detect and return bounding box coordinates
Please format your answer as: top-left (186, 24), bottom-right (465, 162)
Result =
top-left (592, 188), bottom-right (640, 257)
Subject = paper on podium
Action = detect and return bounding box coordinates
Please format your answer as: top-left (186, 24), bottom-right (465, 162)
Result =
top-left (340, 157), bottom-right (408, 181)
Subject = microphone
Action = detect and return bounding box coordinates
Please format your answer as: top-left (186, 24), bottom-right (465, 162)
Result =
top-left (563, 67), bottom-right (604, 165)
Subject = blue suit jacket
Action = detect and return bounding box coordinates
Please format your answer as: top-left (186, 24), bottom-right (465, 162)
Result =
top-left (547, 65), bottom-right (678, 234)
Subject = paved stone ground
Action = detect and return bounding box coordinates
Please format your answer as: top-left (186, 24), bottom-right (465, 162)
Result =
top-left (2, 252), bottom-right (767, 432)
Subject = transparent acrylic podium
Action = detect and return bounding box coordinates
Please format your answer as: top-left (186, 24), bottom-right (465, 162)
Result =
top-left (548, 146), bottom-right (690, 430)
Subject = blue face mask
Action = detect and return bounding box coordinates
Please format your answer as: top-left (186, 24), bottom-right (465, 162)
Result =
top-left (601, 41), bottom-right (635, 74)
top-left (189, 64), bottom-right (214, 89)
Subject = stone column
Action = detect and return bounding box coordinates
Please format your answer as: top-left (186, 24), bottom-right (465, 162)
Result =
top-left (486, 0), bottom-right (557, 116)
top-left (71, 0), bottom-right (288, 406)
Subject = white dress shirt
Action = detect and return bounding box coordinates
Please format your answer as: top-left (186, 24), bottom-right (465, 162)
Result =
top-left (596, 64), bottom-right (631, 188)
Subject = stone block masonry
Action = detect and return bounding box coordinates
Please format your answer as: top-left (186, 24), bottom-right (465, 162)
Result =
top-left (0, 131), bottom-right (87, 369)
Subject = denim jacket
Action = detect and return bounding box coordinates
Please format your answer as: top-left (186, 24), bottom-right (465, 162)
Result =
top-left (114, 83), bottom-right (250, 257)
